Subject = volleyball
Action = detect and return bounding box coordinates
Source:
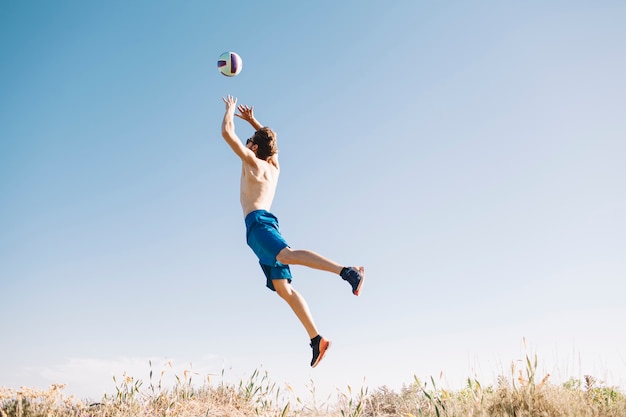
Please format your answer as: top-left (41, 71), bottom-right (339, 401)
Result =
top-left (217, 51), bottom-right (243, 77)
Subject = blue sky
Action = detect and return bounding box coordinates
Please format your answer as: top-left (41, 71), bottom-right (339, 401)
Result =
top-left (1, 0), bottom-right (625, 401)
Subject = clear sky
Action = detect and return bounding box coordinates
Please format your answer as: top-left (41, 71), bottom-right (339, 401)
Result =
top-left (1, 0), bottom-right (625, 401)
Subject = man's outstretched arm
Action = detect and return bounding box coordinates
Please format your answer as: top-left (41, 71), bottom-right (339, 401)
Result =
top-left (236, 103), bottom-right (280, 167)
top-left (236, 104), bottom-right (263, 130)
top-left (221, 95), bottom-right (257, 163)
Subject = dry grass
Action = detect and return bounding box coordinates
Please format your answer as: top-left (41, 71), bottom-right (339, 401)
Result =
top-left (2, 354), bottom-right (625, 417)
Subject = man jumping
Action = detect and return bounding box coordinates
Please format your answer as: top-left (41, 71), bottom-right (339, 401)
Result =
top-left (220, 95), bottom-right (364, 367)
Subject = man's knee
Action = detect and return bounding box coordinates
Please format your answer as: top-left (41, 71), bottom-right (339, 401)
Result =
top-left (272, 279), bottom-right (292, 298)
top-left (276, 247), bottom-right (294, 264)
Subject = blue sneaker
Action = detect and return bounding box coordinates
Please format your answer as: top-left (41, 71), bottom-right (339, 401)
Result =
top-left (341, 267), bottom-right (364, 296)
top-left (310, 336), bottom-right (331, 368)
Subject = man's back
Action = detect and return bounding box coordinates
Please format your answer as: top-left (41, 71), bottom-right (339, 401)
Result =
top-left (240, 157), bottom-right (279, 216)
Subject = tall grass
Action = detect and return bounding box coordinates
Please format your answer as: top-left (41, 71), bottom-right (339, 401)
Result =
top-left (2, 354), bottom-right (625, 417)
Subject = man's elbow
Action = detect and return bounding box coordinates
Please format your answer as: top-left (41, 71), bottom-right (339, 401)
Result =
top-left (221, 126), bottom-right (233, 139)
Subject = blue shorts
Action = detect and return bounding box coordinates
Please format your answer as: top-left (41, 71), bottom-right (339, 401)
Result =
top-left (245, 210), bottom-right (292, 291)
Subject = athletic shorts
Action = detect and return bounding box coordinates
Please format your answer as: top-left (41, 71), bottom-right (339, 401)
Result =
top-left (244, 210), bottom-right (292, 291)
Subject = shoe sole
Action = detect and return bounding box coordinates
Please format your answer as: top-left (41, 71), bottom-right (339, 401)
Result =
top-left (353, 270), bottom-right (364, 296)
top-left (311, 339), bottom-right (331, 368)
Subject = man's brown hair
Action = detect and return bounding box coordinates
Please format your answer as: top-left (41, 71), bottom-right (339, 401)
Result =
top-left (252, 127), bottom-right (278, 160)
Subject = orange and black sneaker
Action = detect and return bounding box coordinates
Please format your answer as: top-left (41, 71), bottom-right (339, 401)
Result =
top-left (310, 336), bottom-right (331, 368)
top-left (340, 267), bottom-right (364, 296)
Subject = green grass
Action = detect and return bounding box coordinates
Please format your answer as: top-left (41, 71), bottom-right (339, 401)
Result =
top-left (2, 354), bottom-right (625, 417)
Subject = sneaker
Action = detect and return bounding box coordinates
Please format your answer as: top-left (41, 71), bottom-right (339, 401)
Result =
top-left (310, 336), bottom-right (331, 368)
top-left (341, 267), bottom-right (364, 296)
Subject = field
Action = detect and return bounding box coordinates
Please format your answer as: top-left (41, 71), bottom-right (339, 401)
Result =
top-left (2, 354), bottom-right (625, 417)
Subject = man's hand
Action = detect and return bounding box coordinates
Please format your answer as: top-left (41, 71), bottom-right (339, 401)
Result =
top-left (222, 95), bottom-right (237, 114)
top-left (236, 104), bottom-right (254, 122)
top-left (235, 103), bottom-right (263, 131)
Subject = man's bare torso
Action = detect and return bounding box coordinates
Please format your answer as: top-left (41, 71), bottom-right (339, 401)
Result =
top-left (240, 157), bottom-right (279, 216)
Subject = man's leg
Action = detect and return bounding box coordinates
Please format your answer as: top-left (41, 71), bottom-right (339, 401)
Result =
top-left (276, 247), bottom-right (342, 274)
top-left (272, 278), bottom-right (331, 367)
top-left (272, 278), bottom-right (318, 338)
top-left (276, 247), bottom-right (365, 296)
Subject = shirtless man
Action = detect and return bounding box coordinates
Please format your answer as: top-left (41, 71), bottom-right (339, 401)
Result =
top-left (221, 95), bottom-right (364, 367)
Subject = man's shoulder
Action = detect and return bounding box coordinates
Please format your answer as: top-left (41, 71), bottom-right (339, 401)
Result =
top-left (267, 155), bottom-right (279, 170)
top-left (243, 157), bottom-right (279, 175)
top-left (253, 156), bottom-right (279, 171)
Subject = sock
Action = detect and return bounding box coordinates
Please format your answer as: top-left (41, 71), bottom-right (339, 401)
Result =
top-left (310, 335), bottom-right (321, 345)
top-left (340, 267), bottom-right (349, 277)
